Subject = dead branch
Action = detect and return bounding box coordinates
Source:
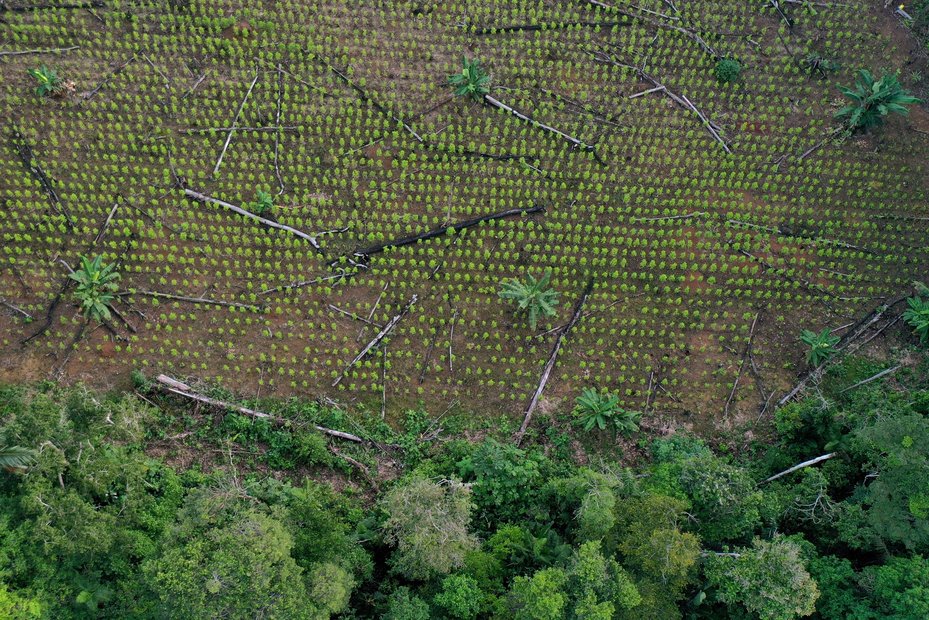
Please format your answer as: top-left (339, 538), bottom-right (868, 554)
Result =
top-left (333, 295), bottom-right (417, 387)
top-left (474, 20), bottom-right (628, 34)
top-left (82, 54), bottom-right (136, 101)
top-left (328, 444), bottom-right (378, 487)
top-left (184, 126), bottom-right (299, 134)
top-left (328, 304), bottom-right (383, 328)
top-left (273, 63), bottom-right (285, 195)
top-left (153, 375), bottom-right (364, 442)
top-left (119, 290), bottom-right (261, 311)
top-left (340, 204), bottom-right (544, 264)
top-left (633, 211), bottom-right (707, 222)
top-left (92, 201), bottom-right (120, 246)
top-left (483, 94), bottom-right (595, 153)
top-left (838, 365), bottom-right (901, 394)
top-left (9, 126), bottom-right (74, 228)
top-left (1, 1), bottom-right (103, 11)
top-left (183, 188), bottom-right (323, 254)
top-left (724, 311), bottom-right (760, 418)
top-left (0, 45), bottom-right (79, 56)
top-left (515, 276), bottom-right (595, 446)
top-left (181, 71), bottom-right (209, 99)
top-left (259, 274), bottom-right (344, 296)
top-left (761, 452), bottom-right (836, 484)
top-left (0, 297), bottom-right (33, 320)
top-left (212, 71), bottom-right (260, 175)
top-left (582, 0), bottom-right (719, 57)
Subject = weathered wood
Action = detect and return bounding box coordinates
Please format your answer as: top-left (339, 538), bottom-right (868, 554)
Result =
top-left (724, 311), bottom-right (760, 418)
top-left (484, 94), bottom-right (595, 152)
top-left (82, 54), bottom-right (136, 101)
top-left (9, 126), bottom-right (74, 228)
top-left (633, 211), bottom-right (706, 222)
top-left (342, 204), bottom-right (544, 263)
top-left (121, 290), bottom-right (261, 312)
top-left (92, 201), bottom-right (120, 245)
top-left (474, 20), bottom-right (628, 34)
top-left (153, 375), bottom-right (364, 442)
top-left (0, 297), bottom-right (33, 320)
top-left (183, 189), bottom-right (323, 254)
top-left (0, 45), bottom-right (79, 56)
top-left (212, 72), bottom-right (260, 175)
top-left (333, 295), bottom-right (417, 386)
top-left (515, 277), bottom-right (595, 446)
top-left (838, 365), bottom-right (901, 394)
top-left (328, 304), bottom-right (382, 328)
top-left (1, 1), bottom-right (103, 11)
top-left (582, 0), bottom-right (719, 57)
top-left (762, 453), bottom-right (836, 484)
top-left (259, 274), bottom-right (344, 296)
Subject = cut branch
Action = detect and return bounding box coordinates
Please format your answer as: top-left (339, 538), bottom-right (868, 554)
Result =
top-left (0, 45), bottom-right (79, 56)
top-left (1, 1), bottom-right (103, 11)
top-left (82, 54), bottom-right (136, 101)
top-left (483, 94), bottom-right (595, 153)
top-left (333, 295), bottom-right (417, 386)
top-left (183, 189), bottom-right (323, 254)
top-left (153, 375), bottom-right (364, 442)
top-left (0, 297), bottom-right (33, 320)
top-left (724, 311), bottom-right (760, 418)
top-left (762, 453), bottom-right (836, 484)
top-left (515, 277), bottom-right (595, 446)
top-left (120, 290), bottom-right (261, 311)
top-left (212, 71), bottom-right (260, 175)
top-left (838, 365), bottom-right (901, 394)
top-left (340, 204), bottom-right (544, 264)
top-left (9, 126), bottom-right (74, 228)
top-left (474, 20), bottom-right (628, 34)
top-left (258, 274), bottom-right (344, 296)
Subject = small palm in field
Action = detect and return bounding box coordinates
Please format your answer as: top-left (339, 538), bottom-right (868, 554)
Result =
top-left (0, 445), bottom-right (34, 471)
top-left (800, 328), bottom-right (840, 367)
top-left (69, 254), bottom-right (120, 322)
top-left (574, 388), bottom-right (642, 435)
top-left (835, 70), bottom-right (921, 131)
top-left (498, 270), bottom-right (559, 330)
top-left (903, 294), bottom-right (929, 345)
top-left (448, 57), bottom-right (491, 101)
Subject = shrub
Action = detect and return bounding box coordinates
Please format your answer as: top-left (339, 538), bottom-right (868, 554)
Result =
top-left (800, 328), bottom-right (840, 367)
top-left (835, 70), bottom-right (921, 131)
top-left (27, 66), bottom-right (62, 97)
top-left (498, 270), bottom-right (559, 330)
top-left (69, 255), bottom-right (120, 322)
top-left (714, 58), bottom-right (742, 83)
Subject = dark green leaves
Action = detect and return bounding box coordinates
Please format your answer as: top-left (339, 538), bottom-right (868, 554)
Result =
top-left (448, 57), bottom-right (491, 101)
top-left (800, 328), bottom-right (840, 367)
top-left (69, 254), bottom-right (120, 322)
top-left (835, 70), bottom-right (921, 131)
top-left (498, 270), bottom-right (559, 330)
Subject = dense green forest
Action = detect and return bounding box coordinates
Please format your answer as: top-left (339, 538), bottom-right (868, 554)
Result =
top-left (2, 348), bottom-right (928, 619)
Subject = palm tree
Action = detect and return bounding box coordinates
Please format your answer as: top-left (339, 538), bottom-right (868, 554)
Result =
top-left (800, 329), bottom-right (840, 367)
top-left (499, 270), bottom-right (559, 330)
top-left (448, 57), bottom-right (593, 152)
top-left (835, 70), bottom-right (921, 131)
top-left (0, 445), bottom-right (34, 471)
top-left (69, 254), bottom-right (120, 322)
top-left (903, 295), bottom-right (929, 344)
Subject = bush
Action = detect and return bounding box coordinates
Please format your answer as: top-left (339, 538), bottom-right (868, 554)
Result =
top-left (714, 58), bottom-right (742, 83)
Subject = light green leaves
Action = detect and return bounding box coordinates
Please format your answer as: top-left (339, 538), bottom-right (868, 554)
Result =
top-left (800, 328), bottom-right (840, 367)
top-left (835, 70), bottom-right (921, 131)
top-left (448, 57), bottom-right (491, 101)
top-left (498, 270), bottom-right (559, 330)
top-left (69, 254), bottom-right (120, 322)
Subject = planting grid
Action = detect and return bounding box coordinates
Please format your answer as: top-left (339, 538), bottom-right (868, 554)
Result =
top-left (1, 0), bottom-right (927, 427)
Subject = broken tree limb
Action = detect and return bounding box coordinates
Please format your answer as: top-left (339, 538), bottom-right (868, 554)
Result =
top-left (0, 297), bottom-right (33, 320)
top-left (153, 375), bottom-right (364, 443)
top-left (633, 211), bottom-right (706, 222)
top-left (837, 365), bottom-right (901, 394)
top-left (483, 94), bottom-right (595, 153)
top-left (9, 126), bottom-right (74, 228)
top-left (82, 54), bottom-right (136, 101)
top-left (581, 0), bottom-right (719, 57)
top-left (0, 45), bottom-right (79, 56)
top-left (724, 311), bottom-right (760, 418)
top-left (328, 303), bottom-right (383, 328)
top-left (761, 453), bottom-right (836, 484)
top-left (273, 63), bottom-right (285, 195)
top-left (1, 1), bottom-right (103, 11)
top-left (340, 204), bottom-right (544, 264)
top-left (212, 71), bottom-right (259, 175)
top-left (474, 20), bottom-right (629, 34)
top-left (333, 295), bottom-right (418, 387)
top-left (515, 276), bottom-right (595, 446)
top-left (183, 189), bottom-right (323, 254)
top-left (119, 290), bottom-right (261, 312)
top-left (259, 274), bottom-right (345, 296)
top-left (92, 201), bottom-right (120, 246)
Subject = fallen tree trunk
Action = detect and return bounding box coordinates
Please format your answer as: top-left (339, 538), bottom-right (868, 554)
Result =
top-left (183, 189), bottom-right (323, 254)
top-left (762, 453), bottom-right (836, 484)
top-left (333, 295), bottom-right (417, 386)
top-left (119, 290), bottom-right (261, 312)
top-left (9, 126), bottom-right (74, 228)
top-left (212, 72), bottom-right (260, 175)
top-left (153, 375), bottom-right (364, 443)
top-left (82, 54), bottom-right (136, 101)
top-left (0, 45), bottom-right (79, 56)
top-left (838, 365), bottom-right (901, 394)
top-left (515, 277), bottom-right (595, 446)
top-left (340, 204), bottom-right (544, 264)
top-left (483, 94), bottom-right (595, 153)
top-left (1, 1), bottom-right (103, 11)
top-left (475, 20), bottom-right (629, 34)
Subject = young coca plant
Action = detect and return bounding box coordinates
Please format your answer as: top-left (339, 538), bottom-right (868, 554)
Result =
top-left (27, 66), bottom-right (63, 97)
top-left (69, 255), bottom-right (120, 322)
top-left (253, 189), bottom-right (274, 215)
top-left (574, 387), bottom-right (641, 435)
top-left (835, 70), bottom-right (921, 132)
top-left (498, 270), bottom-right (559, 330)
top-left (800, 328), bottom-right (840, 367)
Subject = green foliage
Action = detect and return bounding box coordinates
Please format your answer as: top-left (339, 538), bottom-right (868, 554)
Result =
top-left (705, 536), bottom-right (819, 620)
top-left (498, 270), bottom-right (559, 330)
top-left (714, 58), bottom-right (742, 83)
top-left (142, 494), bottom-right (321, 619)
top-left (434, 574), bottom-right (484, 619)
top-left (504, 567), bottom-right (568, 620)
top-left (27, 66), bottom-right (62, 97)
top-left (567, 541), bottom-right (641, 617)
top-left (678, 455), bottom-right (763, 542)
top-left (380, 476), bottom-right (479, 580)
top-left (803, 52), bottom-right (841, 78)
top-left (835, 70), bottom-right (921, 131)
top-left (573, 388), bottom-right (641, 435)
top-left (458, 440), bottom-right (546, 526)
top-left (904, 294), bottom-right (929, 344)
top-left (68, 254), bottom-right (120, 322)
top-left (253, 189), bottom-right (274, 215)
top-left (0, 445), bottom-right (34, 470)
top-left (383, 587), bottom-right (431, 620)
top-left (800, 328), bottom-right (839, 367)
top-left (448, 57), bottom-right (491, 100)
top-left (0, 583), bottom-right (42, 619)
